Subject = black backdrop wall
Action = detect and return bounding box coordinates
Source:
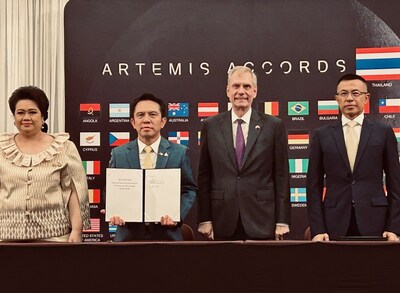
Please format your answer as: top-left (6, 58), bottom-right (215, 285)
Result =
top-left (64, 0), bottom-right (400, 241)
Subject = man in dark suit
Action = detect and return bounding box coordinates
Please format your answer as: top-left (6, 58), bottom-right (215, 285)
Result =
top-left (197, 66), bottom-right (290, 240)
top-left (104, 93), bottom-right (197, 241)
top-left (307, 73), bottom-right (400, 241)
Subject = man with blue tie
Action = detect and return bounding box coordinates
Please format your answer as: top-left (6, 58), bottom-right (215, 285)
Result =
top-left (197, 66), bottom-right (291, 240)
top-left (307, 73), bottom-right (400, 241)
top-left (105, 93), bottom-right (197, 241)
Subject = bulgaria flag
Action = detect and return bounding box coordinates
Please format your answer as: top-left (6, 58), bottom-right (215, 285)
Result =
top-left (318, 100), bottom-right (338, 115)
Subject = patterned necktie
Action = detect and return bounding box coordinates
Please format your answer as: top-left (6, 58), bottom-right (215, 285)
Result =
top-left (345, 120), bottom-right (358, 171)
top-left (143, 145), bottom-right (153, 169)
top-left (235, 119), bottom-right (245, 168)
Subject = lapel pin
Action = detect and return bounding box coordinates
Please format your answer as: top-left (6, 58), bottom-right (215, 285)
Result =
top-left (255, 125), bottom-right (261, 130)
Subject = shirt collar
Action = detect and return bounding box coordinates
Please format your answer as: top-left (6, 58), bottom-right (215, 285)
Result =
top-left (137, 135), bottom-right (161, 154)
top-left (341, 112), bottom-right (364, 127)
top-left (231, 107), bottom-right (252, 124)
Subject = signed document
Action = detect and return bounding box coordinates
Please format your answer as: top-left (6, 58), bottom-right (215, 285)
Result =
top-left (106, 168), bottom-right (181, 222)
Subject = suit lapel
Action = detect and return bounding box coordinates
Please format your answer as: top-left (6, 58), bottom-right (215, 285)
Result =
top-left (332, 121), bottom-right (351, 171)
top-left (354, 118), bottom-right (372, 172)
top-left (242, 110), bottom-right (262, 169)
top-left (126, 140), bottom-right (141, 168)
top-left (155, 137), bottom-right (171, 168)
top-left (220, 111), bottom-right (238, 169)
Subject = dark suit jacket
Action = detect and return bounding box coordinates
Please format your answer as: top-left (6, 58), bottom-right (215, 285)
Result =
top-left (307, 118), bottom-right (400, 238)
top-left (197, 110), bottom-right (290, 239)
top-left (108, 137), bottom-right (197, 241)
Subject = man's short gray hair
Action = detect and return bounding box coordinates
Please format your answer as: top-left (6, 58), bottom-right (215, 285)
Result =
top-left (227, 66), bottom-right (258, 87)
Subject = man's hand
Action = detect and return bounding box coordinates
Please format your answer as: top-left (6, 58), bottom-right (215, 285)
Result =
top-left (100, 209), bottom-right (125, 226)
top-left (275, 225), bottom-right (290, 240)
top-left (312, 233), bottom-right (330, 241)
top-left (383, 231), bottom-right (399, 241)
top-left (198, 222), bottom-right (214, 240)
top-left (160, 215), bottom-right (177, 227)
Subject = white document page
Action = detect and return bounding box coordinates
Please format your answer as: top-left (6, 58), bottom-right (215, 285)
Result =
top-left (144, 168), bottom-right (181, 222)
top-left (105, 168), bottom-right (143, 222)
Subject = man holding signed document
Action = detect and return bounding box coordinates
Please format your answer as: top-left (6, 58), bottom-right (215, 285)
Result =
top-left (102, 93), bottom-right (197, 241)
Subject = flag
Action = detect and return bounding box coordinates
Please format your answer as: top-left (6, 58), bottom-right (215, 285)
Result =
top-left (393, 128), bottom-right (400, 142)
top-left (83, 161), bottom-right (101, 175)
top-left (109, 103), bottom-right (130, 118)
top-left (259, 102), bottom-right (279, 116)
top-left (109, 132), bottom-right (130, 146)
top-left (168, 102), bottom-right (189, 117)
top-left (168, 131), bottom-right (189, 146)
top-left (288, 130), bottom-right (309, 145)
top-left (83, 218), bottom-right (100, 233)
top-left (198, 102), bottom-right (218, 117)
top-left (198, 131), bottom-right (201, 146)
top-left (364, 99), bottom-right (370, 114)
top-left (80, 132), bottom-right (101, 146)
top-left (88, 189), bottom-right (101, 204)
top-left (356, 47), bottom-right (400, 81)
top-left (290, 188), bottom-right (307, 202)
top-left (318, 100), bottom-right (339, 115)
top-left (379, 98), bottom-right (400, 113)
top-left (80, 103), bottom-right (100, 118)
top-left (289, 159), bottom-right (309, 173)
top-left (109, 225), bottom-right (117, 233)
top-left (288, 102), bottom-right (309, 116)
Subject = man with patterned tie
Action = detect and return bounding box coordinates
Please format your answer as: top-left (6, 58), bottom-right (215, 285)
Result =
top-left (197, 66), bottom-right (290, 240)
top-left (307, 73), bottom-right (400, 241)
top-left (105, 93), bottom-right (197, 241)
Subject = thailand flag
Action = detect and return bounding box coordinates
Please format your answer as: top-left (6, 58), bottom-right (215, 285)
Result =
top-left (356, 47), bottom-right (400, 81)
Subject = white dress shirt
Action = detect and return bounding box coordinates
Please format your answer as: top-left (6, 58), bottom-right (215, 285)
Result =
top-left (231, 108), bottom-right (252, 148)
top-left (341, 112), bottom-right (364, 144)
top-left (137, 136), bottom-right (161, 169)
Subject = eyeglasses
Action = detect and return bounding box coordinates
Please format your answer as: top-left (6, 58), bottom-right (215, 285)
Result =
top-left (336, 91), bottom-right (368, 98)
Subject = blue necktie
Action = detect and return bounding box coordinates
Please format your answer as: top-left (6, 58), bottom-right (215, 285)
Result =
top-left (235, 119), bottom-right (245, 168)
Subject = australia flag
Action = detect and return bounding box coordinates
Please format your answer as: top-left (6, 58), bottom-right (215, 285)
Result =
top-left (168, 102), bottom-right (189, 117)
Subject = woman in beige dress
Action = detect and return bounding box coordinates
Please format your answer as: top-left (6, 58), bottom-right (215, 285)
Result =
top-left (0, 86), bottom-right (90, 242)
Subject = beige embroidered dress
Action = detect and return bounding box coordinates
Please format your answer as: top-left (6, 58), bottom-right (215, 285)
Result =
top-left (0, 133), bottom-right (90, 239)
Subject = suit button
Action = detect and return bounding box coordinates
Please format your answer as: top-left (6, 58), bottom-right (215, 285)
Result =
top-left (352, 180), bottom-right (355, 185)
top-left (237, 177), bottom-right (240, 179)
